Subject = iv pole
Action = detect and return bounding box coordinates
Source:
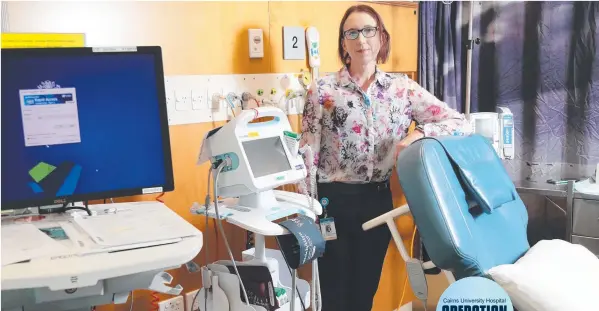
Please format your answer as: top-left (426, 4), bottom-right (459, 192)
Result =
top-left (439, 0), bottom-right (477, 117)
top-left (464, 0), bottom-right (478, 118)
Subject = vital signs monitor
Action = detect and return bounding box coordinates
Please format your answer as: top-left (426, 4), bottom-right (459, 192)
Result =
top-left (1, 47), bottom-right (174, 210)
top-left (199, 107), bottom-right (307, 202)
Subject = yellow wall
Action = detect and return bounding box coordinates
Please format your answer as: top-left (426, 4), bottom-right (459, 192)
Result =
top-left (4, 1), bottom-right (431, 310)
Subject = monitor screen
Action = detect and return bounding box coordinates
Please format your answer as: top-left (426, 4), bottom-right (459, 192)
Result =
top-left (1, 47), bottom-right (174, 210)
top-left (242, 136), bottom-right (291, 178)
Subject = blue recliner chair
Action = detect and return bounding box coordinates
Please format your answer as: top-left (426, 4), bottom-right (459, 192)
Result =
top-left (363, 134), bottom-right (599, 311)
top-left (363, 134), bottom-right (532, 306)
top-left (401, 134), bottom-right (531, 280)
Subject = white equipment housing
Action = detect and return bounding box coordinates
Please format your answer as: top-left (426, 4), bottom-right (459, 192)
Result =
top-left (195, 107), bottom-right (323, 311)
top-left (203, 107), bottom-right (307, 202)
top-left (1, 202), bottom-right (203, 311)
top-left (468, 106), bottom-right (514, 160)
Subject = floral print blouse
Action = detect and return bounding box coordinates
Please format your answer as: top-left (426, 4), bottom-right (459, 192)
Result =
top-left (299, 66), bottom-right (472, 185)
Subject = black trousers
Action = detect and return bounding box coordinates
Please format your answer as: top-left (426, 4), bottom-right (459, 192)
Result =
top-left (317, 181), bottom-right (393, 311)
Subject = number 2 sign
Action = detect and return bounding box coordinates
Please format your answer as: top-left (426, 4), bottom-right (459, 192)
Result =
top-left (283, 26), bottom-right (306, 60)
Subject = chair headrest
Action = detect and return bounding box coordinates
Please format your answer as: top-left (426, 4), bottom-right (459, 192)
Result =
top-left (396, 134), bottom-right (529, 279)
top-left (425, 135), bottom-right (517, 214)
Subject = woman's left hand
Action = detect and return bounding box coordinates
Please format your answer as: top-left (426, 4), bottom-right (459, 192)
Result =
top-left (395, 130), bottom-right (425, 159)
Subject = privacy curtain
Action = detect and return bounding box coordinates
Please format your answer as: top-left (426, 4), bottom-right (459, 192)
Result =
top-left (419, 1), bottom-right (599, 181)
top-left (418, 1), bottom-right (465, 111)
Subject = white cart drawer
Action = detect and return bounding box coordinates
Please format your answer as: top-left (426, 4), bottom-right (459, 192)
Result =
top-left (572, 199), bottom-right (599, 238)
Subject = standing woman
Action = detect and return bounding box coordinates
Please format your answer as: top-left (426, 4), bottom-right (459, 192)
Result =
top-left (299, 4), bottom-right (472, 311)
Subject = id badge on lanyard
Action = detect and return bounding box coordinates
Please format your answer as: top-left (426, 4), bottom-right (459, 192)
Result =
top-left (319, 197), bottom-right (337, 241)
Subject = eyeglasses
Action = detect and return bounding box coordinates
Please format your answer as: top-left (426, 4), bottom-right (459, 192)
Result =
top-left (343, 26), bottom-right (378, 40)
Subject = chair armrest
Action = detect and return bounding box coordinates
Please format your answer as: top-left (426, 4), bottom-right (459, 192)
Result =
top-left (362, 204), bottom-right (438, 270)
top-left (362, 204), bottom-right (413, 263)
top-left (362, 204), bottom-right (410, 231)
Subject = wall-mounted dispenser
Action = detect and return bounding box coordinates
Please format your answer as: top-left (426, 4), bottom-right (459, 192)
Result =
top-left (469, 106), bottom-right (514, 160)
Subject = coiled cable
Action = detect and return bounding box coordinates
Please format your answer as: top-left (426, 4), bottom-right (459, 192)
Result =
top-left (212, 161), bottom-right (252, 306)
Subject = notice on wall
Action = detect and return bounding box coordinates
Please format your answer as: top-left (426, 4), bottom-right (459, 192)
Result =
top-left (1, 33), bottom-right (85, 48)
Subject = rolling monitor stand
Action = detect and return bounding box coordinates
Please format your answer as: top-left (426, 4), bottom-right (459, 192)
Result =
top-left (0, 46), bottom-right (202, 311)
top-left (194, 107), bottom-right (324, 311)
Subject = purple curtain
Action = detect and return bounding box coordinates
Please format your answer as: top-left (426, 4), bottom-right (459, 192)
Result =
top-left (469, 1), bottom-right (598, 182)
top-left (418, 1), bottom-right (465, 111)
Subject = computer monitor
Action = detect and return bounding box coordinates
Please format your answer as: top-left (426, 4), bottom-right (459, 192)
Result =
top-left (1, 46), bottom-right (174, 210)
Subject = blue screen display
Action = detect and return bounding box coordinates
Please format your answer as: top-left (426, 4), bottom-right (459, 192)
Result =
top-left (1, 51), bottom-right (170, 207)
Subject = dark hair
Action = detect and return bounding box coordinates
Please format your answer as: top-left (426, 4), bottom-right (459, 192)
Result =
top-left (337, 5), bottom-right (391, 66)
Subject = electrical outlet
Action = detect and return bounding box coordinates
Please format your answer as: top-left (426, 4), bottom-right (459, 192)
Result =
top-left (191, 89), bottom-right (207, 110)
top-left (185, 289), bottom-right (201, 311)
top-left (158, 295), bottom-right (185, 311)
top-left (175, 90), bottom-right (191, 111)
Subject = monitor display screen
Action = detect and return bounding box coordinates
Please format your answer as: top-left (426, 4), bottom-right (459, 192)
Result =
top-left (1, 47), bottom-right (174, 210)
top-left (242, 136), bottom-right (291, 178)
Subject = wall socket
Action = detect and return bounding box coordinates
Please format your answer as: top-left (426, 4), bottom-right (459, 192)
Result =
top-left (158, 295), bottom-right (185, 311)
top-left (175, 90), bottom-right (191, 111)
top-left (185, 289), bottom-right (201, 311)
top-left (165, 73), bottom-right (310, 125)
top-left (191, 89), bottom-right (207, 110)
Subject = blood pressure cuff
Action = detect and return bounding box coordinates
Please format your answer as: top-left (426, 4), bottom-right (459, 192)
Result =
top-left (276, 215), bottom-right (325, 269)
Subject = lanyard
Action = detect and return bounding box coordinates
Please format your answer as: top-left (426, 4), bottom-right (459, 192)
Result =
top-left (320, 197), bottom-right (329, 218)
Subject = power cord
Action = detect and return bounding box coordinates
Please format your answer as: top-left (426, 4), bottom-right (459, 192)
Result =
top-left (190, 166), bottom-right (213, 311)
top-left (241, 92), bottom-right (260, 109)
top-left (225, 93), bottom-right (239, 117)
top-left (274, 237), bottom-right (307, 310)
top-left (213, 160), bottom-right (252, 306)
top-left (151, 193), bottom-right (166, 310)
top-left (128, 291), bottom-right (134, 311)
top-left (39, 201), bottom-right (92, 216)
top-left (150, 291), bottom-right (160, 311)
top-left (197, 155), bottom-right (313, 311)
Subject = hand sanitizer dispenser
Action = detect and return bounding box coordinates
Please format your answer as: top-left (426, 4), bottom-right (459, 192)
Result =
top-left (469, 106), bottom-right (515, 160)
top-left (497, 107), bottom-right (514, 160)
